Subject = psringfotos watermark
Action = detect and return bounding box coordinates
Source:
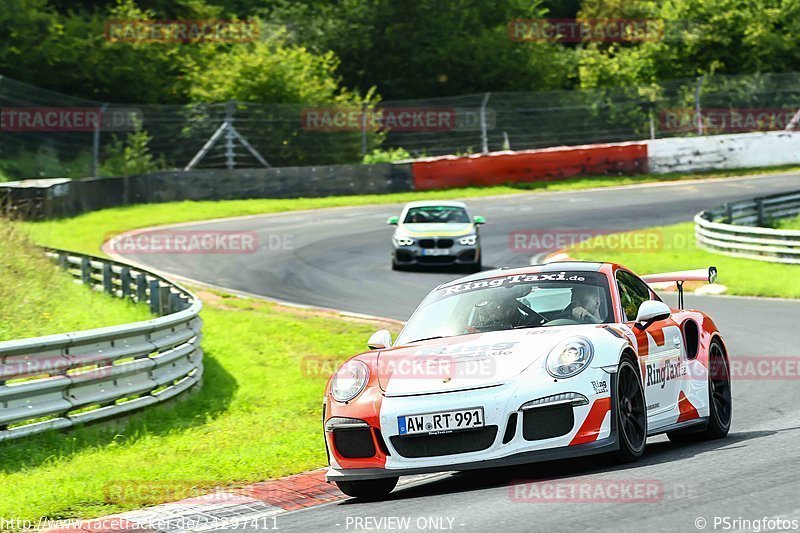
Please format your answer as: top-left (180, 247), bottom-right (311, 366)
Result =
top-left (661, 108), bottom-right (800, 133)
top-left (105, 20), bottom-right (259, 43)
top-left (301, 107), bottom-right (495, 132)
top-left (105, 230), bottom-right (293, 255)
top-left (696, 516), bottom-right (800, 531)
top-left (0, 107), bottom-right (142, 132)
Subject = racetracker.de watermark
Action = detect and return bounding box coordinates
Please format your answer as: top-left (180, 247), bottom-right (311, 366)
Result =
top-left (509, 18), bottom-right (665, 42)
top-left (0, 107), bottom-right (143, 132)
top-left (105, 230), bottom-right (293, 255)
top-left (509, 478), bottom-right (700, 503)
top-left (105, 20), bottom-right (259, 43)
top-left (661, 108), bottom-right (800, 133)
top-left (300, 107), bottom-right (495, 132)
top-left (301, 353), bottom-right (498, 381)
top-left (508, 229), bottom-right (689, 254)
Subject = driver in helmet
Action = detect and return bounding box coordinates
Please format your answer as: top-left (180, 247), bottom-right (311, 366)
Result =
top-left (470, 287), bottom-right (529, 332)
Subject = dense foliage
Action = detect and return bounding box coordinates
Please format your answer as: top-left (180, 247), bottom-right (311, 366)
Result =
top-left (2, 0), bottom-right (798, 104)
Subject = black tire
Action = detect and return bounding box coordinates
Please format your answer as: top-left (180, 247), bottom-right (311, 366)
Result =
top-left (391, 260), bottom-right (405, 271)
top-left (667, 339), bottom-right (731, 443)
top-left (335, 477), bottom-right (398, 500)
top-left (611, 355), bottom-right (647, 463)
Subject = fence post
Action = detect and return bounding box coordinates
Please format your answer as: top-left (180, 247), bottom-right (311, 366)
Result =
top-left (136, 274), bottom-right (147, 304)
top-left (80, 257), bottom-right (91, 286)
top-left (149, 279), bottom-right (161, 315)
top-left (725, 202), bottom-right (733, 223)
top-left (121, 267), bottom-right (131, 299)
top-left (480, 92), bottom-right (491, 154)
top-left (694, 76), bottom-right (704, 135)
top-left (225, 101), bottom-right (235, 170)
top-left (102, 263), bottom-right (113, 294)
top-left (756, 198), bottom-right (765, 226)
top-left (91, 103), bottom-right (109, 177)
top-left (361, 102), bottom-right (368, 157)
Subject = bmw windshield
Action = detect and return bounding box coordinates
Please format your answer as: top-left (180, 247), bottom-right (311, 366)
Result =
top-left (396, 271), bottom-right (613, 345)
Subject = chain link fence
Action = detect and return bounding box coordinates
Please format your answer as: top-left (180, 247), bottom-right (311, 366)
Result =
top-left (2, 72), bottom-right (800, 181)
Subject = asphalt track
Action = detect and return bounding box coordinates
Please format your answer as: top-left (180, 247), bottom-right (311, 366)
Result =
top-left (123, 174), bottom-right (800, 533)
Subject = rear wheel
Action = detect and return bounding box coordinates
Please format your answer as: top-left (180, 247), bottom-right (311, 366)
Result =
top-left (612, 355), bottom-right (647, 463)
top-left (335, 477), bottom-right (398, 500)
top-left (667, 339), bottom-right (731, 443)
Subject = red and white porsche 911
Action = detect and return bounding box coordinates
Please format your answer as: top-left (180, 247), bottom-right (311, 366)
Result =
top-left (323, 261), bottom-right (732, 499)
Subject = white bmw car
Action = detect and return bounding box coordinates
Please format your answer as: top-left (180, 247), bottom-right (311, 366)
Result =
top-left (323, 261), bottom-right (731, 499)
top-left (387, 200), bottom-right (485, 271)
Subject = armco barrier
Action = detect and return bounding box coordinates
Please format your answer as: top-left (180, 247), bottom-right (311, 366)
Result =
top-left (410, 142), bottom-right (648, 190)
top-left (695, 191), bottom-right (800, 264)
top-left (0, 250), bottom-right (202, 441)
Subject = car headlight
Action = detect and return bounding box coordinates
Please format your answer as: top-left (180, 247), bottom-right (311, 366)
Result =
top-left (331, 360), bottom-right (369, 402)
top-left (546, 337), bottom-right (594, 379)
top-left (458, 235), bottom-right (478, 246)
top-left (393, 236), bottom-right (415, 246)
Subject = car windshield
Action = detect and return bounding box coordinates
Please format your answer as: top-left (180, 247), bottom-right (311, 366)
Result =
top-left (403, 206), bottom-right (470, 224)
top-left (395, 271), bottom-right (613, 345)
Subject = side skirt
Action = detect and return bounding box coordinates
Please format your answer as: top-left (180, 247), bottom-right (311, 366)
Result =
top-left (647, 417), bottom-right (708, 437)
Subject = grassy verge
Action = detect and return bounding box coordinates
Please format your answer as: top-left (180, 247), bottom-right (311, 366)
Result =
top-left (22, 165), bottom-right (800, 255)
top-left (568, 222), bottom-right (800, 299)
top-left (774, 214), bottom-right (800, 230)
top-left (0, 290), bottom-right (401, 520)
top-left (0, 220), bottom-right (151, 341)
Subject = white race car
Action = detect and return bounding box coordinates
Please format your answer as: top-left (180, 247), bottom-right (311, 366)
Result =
top-left (323, 261), bottom-right (731, 499)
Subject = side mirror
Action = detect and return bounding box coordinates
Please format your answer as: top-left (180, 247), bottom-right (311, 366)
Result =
top-left (387, 216), bottom-right (399, 225)
top-left (635, 300), bottom-right (671, 329)
top-left (367, 329), bottom-right (392, 350)
top-left (473, 215), bottom-right (486, 225)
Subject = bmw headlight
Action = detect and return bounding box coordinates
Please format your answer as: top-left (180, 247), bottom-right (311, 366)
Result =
top-left (393, 236), bottom-right (415, 246)
top-left (458, 234), bottom-right (477, 246)
top-left (331, 360), bottom-right (369, 402)
top-left (546, 337), bottom-right (594, 379)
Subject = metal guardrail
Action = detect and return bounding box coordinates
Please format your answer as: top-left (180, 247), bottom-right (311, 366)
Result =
top-left (0, 250), bottom-right (203, 441)
top-left (695, 191), bottom-right (800, 264)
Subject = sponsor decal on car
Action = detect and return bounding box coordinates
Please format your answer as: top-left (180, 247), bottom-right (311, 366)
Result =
top-left (444, 272), bottom-right (588, 296)
top-left (645, 357), bottom-right (686, 389)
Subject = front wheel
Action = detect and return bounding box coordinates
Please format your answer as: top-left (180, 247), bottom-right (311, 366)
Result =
top-left (335, 477), bottom-right (398, 500)
top-left (611, 355), bottom-right (647, 463)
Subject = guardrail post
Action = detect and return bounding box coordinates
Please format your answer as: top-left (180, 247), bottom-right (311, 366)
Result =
top-left (136, 273), bottom-right (147, 303)
top-left (58, 252), bottom-right (68, 270)
top-left (102, 263), bottom-right (113, 294)
top-left (724, 203), bottom-right (733, 223)
top-left (149, 279), bottom-right (161, 315)
top-left (120, 267), bottom-right (131, 299)
top-left (80, 257), bottom-right (91, 286)
top-left (756, 198), bottom-right (765, 227)
top-left (169, 292), bottom-right (181, 314)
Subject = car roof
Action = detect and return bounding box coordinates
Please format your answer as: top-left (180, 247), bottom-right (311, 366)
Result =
top-left (403, 200), bottom-right (468, 209)
top-left (437, 261), bottom-right (606, 289)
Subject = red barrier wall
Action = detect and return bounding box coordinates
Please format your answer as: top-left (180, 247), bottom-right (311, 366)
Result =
top-left (411, 142), bottom-right (648, 191)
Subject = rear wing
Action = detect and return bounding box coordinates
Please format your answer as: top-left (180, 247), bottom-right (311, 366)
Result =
top-left (641, 267), bottom-right (717, 309)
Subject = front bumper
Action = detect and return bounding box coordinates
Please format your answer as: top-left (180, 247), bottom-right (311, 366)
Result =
top-left (392, 241), bottom-right (480, 266)
top-left (325, 367), bottom-right (617, 482)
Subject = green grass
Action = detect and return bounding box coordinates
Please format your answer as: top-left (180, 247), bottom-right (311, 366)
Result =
top-left (22, 165), bottom-right (800, 255)
top-left (774, 214), bottom-right (800, 230)
top-left (0, 291), bottom-right (402, 520)
top-left (569, 222), bottom-right (800, 299)
top-left (0, 221), bottom-right (151, 341)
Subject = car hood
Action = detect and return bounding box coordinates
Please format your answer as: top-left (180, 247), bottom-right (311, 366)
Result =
top-left (396, 222), bottom-right (474, 238)
top-left (377, 327), bottom-right (593, 397)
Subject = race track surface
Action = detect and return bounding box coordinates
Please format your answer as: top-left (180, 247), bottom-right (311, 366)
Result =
top-left (124, 174), bottom-right (800, 532)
